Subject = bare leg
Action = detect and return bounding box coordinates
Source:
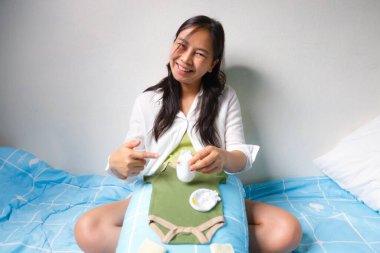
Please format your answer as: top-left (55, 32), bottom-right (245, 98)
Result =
top-left (74, 198), bottom-right (130, 253)
top-left (245, 200), bottom-right (302, 253)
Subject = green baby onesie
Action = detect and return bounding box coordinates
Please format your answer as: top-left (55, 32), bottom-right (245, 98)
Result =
top-left (145, 133), bottom-right (227, 244)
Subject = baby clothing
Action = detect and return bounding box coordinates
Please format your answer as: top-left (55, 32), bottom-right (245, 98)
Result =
top-left (145, 164), bottom-right (226, 244)
top-left (144, 133), bottom-right (227, 244)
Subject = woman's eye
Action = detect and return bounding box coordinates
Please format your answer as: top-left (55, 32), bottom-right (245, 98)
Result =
top-left (195, 52), bottom-right (206, 58)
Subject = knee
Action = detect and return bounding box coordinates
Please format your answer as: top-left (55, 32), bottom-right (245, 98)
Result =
top-left (270, 214), bottom-right (302, 253)
top-left (74, 213), bottom-right (102, 252)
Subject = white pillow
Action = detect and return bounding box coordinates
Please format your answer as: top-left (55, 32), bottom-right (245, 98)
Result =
top-left (314, 115), bottom-right (380, 212)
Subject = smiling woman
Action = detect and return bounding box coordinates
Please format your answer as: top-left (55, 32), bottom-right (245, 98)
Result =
top-left (74, 15), bottom-right (301, 253)
top-left (147, 15), bottom-right (226, 146)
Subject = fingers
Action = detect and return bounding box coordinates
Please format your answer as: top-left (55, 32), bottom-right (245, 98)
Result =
top-left (113, 140), bottom-right (159, 178)
top-left (123, 140), bottom-right (158, 158)
top-left (190, 148), bottom-right (210, 166)
top-left (133, 150), bottom-right (159, 160)
top-left (190, 152), bottom-right (215, 169)
top-left (190, 146), bottom-right (224, 174)
top-left (196, 163), bottom-right (220, 174)
top-left (124, 150), bottom-right (158, 175)
top-left (190, 146), bottom-right (219, 166)
top-left (191, 160), bottom-right (220, 174)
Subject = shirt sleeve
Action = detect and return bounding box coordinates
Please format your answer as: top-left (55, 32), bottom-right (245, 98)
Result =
top-left (105, 95), bottom-right (146, 181)
top-left (224, 87), bottom-right (260, 173)
top-left (124, 95), bottom-right (147, 146)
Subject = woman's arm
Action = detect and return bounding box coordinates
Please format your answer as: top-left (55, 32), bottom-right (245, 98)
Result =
top-left (190, 87), bottom-right (258, 174)
top-left (106, 94), bottom-right (158, 179)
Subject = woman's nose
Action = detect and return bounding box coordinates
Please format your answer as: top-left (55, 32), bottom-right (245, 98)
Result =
top-left (180, 49), bottom-right (192, 64)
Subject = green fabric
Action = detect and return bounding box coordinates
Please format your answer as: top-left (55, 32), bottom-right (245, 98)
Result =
top-left (145, 133), bottom-right (227, 244)
top-left (163, 132), bottom-right (196, 165)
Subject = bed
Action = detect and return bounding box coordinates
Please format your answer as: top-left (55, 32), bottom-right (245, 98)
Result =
top-left (1, 146), bottom-right (379, 253)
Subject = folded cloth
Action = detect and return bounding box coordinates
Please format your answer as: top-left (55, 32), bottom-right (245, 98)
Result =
top-left (210, 243), bottom-right (235, 253)
top-left (137, 239), bottom-right (166, 253)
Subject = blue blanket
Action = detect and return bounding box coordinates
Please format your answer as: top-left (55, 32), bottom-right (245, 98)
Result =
top-left (1, 147), bottom-right (379, 252)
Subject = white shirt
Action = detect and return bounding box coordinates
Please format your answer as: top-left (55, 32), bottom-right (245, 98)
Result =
top-left (106, 85), bottom-right (259, 183)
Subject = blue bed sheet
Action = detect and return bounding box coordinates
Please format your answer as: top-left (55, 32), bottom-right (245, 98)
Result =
top-left (1, 147), bottom-right (380, 253)
top-left (0, 147), bottom-right (132, 253)
top-left (245, 177), bottom-right (380, 253)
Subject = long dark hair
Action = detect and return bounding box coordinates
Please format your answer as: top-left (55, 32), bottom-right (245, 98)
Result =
top-left (145, 15), bottom-right (226, 147)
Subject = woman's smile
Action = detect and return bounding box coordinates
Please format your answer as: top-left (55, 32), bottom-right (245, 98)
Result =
top-left (176, 62), bottom-right (194, 74)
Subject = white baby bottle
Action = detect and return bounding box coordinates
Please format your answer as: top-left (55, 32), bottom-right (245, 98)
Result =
top-left (176, 150), bottom-right (195, 183)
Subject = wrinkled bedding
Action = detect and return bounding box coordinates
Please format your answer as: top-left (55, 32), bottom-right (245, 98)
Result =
top-left (0, 147), bottom-right (131, 252)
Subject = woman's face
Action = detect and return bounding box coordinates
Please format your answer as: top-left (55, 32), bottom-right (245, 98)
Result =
top-left (169, 26), bottom-right (218, 88)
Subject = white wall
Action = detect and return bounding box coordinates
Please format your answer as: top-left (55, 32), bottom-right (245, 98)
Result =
top-left (1, 0), bottom-right (379, 183)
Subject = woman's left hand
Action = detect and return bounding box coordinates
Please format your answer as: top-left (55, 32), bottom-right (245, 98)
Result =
top-left (189, 145), bottom-right (226, 174)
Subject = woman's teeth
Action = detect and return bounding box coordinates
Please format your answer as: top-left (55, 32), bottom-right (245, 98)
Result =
top-left (178, 64), bottom-right (192, 73)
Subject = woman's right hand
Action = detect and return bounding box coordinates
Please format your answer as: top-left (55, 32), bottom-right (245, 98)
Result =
top-left (108, 140), bottom-right (159, 179)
